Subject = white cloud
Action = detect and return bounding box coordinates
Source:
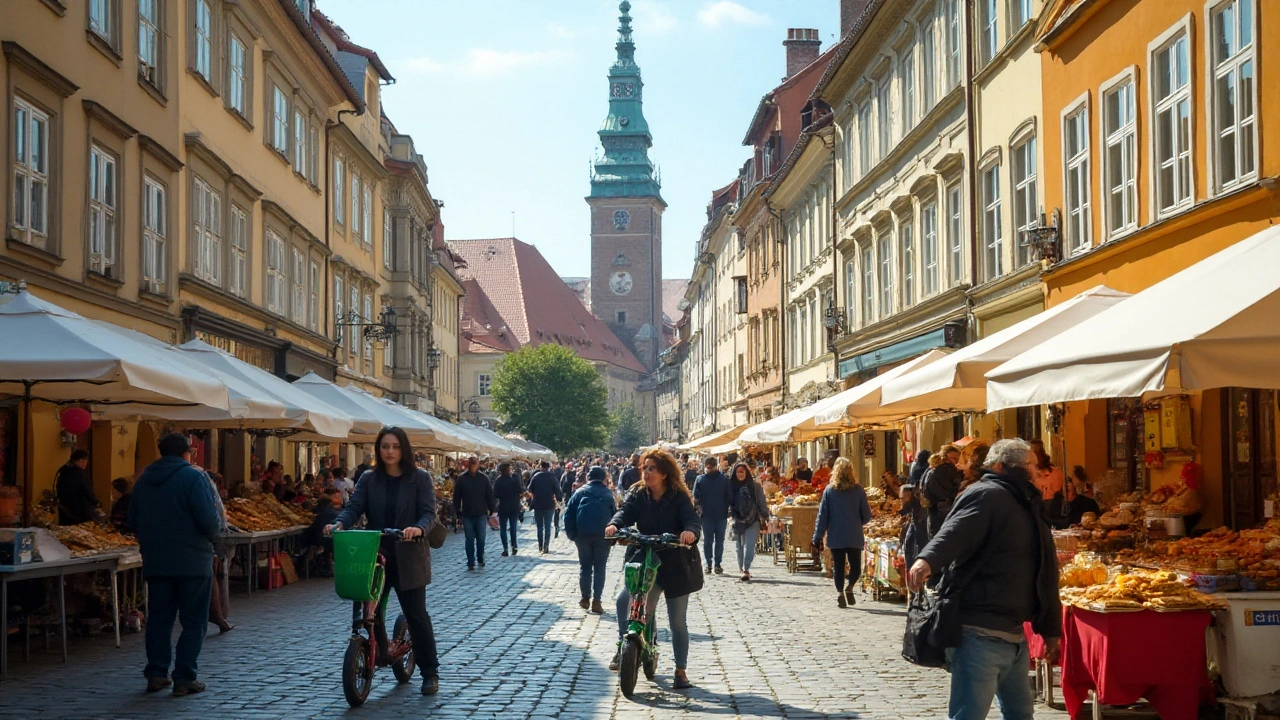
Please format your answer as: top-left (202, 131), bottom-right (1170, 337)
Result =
top-left (545, 21), bottom-right (577, 40)
top-left (402, 48), bottom-right (572, 79)
top-left (697, 0), bottom-right (769, 28)
top-left (632, 2), bottom-right (678, 34)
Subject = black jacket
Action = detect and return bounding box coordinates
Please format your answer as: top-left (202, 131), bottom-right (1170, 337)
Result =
top-left (334, 468), bottom-right (437, 589)
top-left (56, 464), bottom-right (98, 525)
top-left (917, 467), bottom-right (1062, 638)
top-left (609, 486), bottom-right (703, 598)
top-left (922, 462), bottom-right (963, 536)
top-left (493, 473), bottom-right (525, 516)
top-left (619, 467), bottom-right (640, 492)
top-left (453, 471), bottom-right (495, 517)
top-left (306, 503), bottom-right (340, 547)
top-left (528, 470), bottom-right (562, 510)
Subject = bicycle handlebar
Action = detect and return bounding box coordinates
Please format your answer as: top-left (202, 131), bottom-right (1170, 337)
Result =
top-left (610, 528), bottom-right (687, 548)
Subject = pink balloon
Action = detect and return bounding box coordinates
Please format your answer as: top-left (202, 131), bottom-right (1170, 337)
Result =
top-left (60, 408), bottom-right (92, 435)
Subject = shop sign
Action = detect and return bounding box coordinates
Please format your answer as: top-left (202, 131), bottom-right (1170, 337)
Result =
top-left (1243, 610), bottom-right (1280, 626)
top-left (195, 331), bottom-right (275, 372)
top-left (862, 433), bottom-right (876, 458)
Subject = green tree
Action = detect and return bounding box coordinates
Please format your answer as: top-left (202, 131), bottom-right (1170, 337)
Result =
top-left (490, 344), bottom-right (612, 456)
top-left (610, 399), bottom-right (649, 454)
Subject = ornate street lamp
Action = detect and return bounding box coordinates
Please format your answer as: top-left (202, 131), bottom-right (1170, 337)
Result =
top-left (1023, 209), bottom-right (1063, 265)
top-left (336, 305), bottom-right (399, 344)
top-left (466, 398), bottom-right (481, 424)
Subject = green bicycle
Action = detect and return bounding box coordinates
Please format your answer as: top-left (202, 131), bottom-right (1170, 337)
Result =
top-left (332, 529), bottom-right (416, 708)
top-left (611, 528), bottom-right (685, 698)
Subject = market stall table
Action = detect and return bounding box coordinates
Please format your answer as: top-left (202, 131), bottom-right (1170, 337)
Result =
top-left (1061, 606), bottom-right (1213, 720)
top-left (0, 554), bottom-right (120, 681)
top-left (224, 526), bottom-right (307, 599)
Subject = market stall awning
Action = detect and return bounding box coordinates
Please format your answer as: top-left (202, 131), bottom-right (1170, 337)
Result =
top-left (802, 349), bottom-right (951, 436)
top-left (738, 405), bottom-right (823, 445)
top-left (0, 291), bottom-right (230, 410)
top-left (99, 340), bottom-right (360, 439)
top-left (878, 286), bottom-right (1130, 416)
top-left (459, 422), bottom-right (524, 459)
top-left (987, 226), bottom-right (1280, 411)
top-left (369, 398), bottom-right (480, 454)
top-left (677, 424), bottom-right (749, 452)
top-left (291, 373), bottom-right (447, 447)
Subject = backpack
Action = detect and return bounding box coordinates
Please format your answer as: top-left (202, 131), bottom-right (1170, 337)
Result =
top-left (572, 486), bottom-right (615, 536)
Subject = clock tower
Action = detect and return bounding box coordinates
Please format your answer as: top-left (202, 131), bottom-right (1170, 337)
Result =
top-left (588, 0), bottom-right (665, 372)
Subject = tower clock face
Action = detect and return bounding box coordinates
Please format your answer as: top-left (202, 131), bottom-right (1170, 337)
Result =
top-left (609, 271), bottom-right (633, 296)
top-left (613, 209), bottom-right (630, 230)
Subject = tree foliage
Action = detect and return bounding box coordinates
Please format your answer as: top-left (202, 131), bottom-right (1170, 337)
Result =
top-left (490, 344), bottom-right (612, 456)
top-left (610, 399), bottom-right (649, 454)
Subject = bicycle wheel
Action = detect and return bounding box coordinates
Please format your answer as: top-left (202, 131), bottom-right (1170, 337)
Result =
top-left (618, 636), bottom-right (641, 698)
top-left (391, 614), bottom-right (416, 683)
top-left (342, 635), bottom-right (374, 707)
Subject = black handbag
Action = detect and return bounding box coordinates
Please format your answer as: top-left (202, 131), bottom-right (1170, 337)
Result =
top-left (426, 518), bottom-right (448, 549)
top-left (903, 588), bottom-right (947, 667)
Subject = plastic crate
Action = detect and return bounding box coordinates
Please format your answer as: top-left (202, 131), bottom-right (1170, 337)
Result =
top-left (332, 531), bottom-right (384, 602)
top-left (1192, 573), bottom-right (1241, 593)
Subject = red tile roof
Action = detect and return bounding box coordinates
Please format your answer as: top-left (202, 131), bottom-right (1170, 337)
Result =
top-left (460, 279), bottom-right (517, 354)
top-left (663, 279), bottom-right (689, 325)
top-left (451, 238), bottom-right (647, 374)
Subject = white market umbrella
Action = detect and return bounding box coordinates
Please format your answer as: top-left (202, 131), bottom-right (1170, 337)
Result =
top-left (802, 348), bottom-right (952, 437)
top-left (459, 421), bottom-right (523, 459)
top-left (987, 226), bottom-right (1280, 411)
top-left (291, 372), bottom-right (435, 444)
top-left (677, 423), bottom-right (749, 451)
top-left (369, 397), bottom-right (478, 453)
top-left (738, 405), bottom-right (821, 445)
top-left (878, 286), bottom-right (1130, 415)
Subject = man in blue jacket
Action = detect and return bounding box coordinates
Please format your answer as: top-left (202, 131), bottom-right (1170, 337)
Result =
top-left (527, 461), bottom-right (562, 553)
top-left (127, 433), bottom-right (223, 696)
top-left (692, 456), bottom-right (733, 575)
top-left (564, 466), bottom-right (617, 614)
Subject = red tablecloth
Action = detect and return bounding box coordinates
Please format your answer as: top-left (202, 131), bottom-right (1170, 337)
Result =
top-left (1023, 621), bottom-right (1047, 661)
top-left (1060, 607), bottom-right (1213, 720)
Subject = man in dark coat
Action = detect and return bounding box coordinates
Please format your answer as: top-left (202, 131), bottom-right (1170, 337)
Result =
top-left (492, 462), bottom-right (525, 557)
top-left (128, 434), bottom-right (223, 696)
top-left (56, 449), bottom-right (98, 525)
top-left (922, 445), bottom-right (963, 539)
top-left (452, 457), bottom-right (495, 570)
top-left (527, 461), bottom-right (562, 553)
top-left (618, 454), bottom-right (641, 493)
top-left (692, 456), bottom-right (732, 574)
top-left (908, 439), bottom-right (1061, 720)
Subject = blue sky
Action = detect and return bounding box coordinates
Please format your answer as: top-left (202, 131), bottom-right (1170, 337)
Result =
top-left (320, 0), bottom-right (839, 281)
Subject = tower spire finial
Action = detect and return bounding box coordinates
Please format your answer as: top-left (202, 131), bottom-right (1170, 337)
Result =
top-left (616, 1), bottom-right (635, 65)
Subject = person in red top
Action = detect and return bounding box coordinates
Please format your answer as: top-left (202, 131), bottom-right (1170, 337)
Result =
top-left (810, 459), bottom-right (832, 492)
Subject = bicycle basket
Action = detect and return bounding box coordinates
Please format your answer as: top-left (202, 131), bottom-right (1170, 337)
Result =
top-left (332, 530), bottom-right (384, 602)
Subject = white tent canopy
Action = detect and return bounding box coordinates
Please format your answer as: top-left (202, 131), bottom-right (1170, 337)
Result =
top-left (370, 397), bottom-right (480, 454)
top-left (804, 349), bottom-right (951, 435)
top-left (292, 373), bottom-right (449, 448)
top-left (737, 405), bottom-right (818, 445)
top-left (677, 424), bottom-right (749, 451)
top-left (987, 226), bottom-right (1280, 411)
top-left (878, 286), bottom-right (1130, 415)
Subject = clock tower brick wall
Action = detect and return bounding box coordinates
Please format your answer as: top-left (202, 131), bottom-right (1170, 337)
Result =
top-left (589, 196), bottom-right (663, 371)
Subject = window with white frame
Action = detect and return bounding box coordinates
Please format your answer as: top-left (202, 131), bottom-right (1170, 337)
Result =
top-left (981, 0), bottom-right (999, 64)
top-left (841, 120), bottom-right (854, 191)
top-left (308, 124), bottom-right (318, 185)
top-left (293, 108), bottom-right (306, 175)
top-left (857, 102), bottom-right (872, 177)
top-left (946, 0), bottom-right (961, 90)
top-left (349, 285), bottom-right (360, 354)
top-left (921, 200), bottom-right (939, 296)
top-left (1063, 104), bottom-right (1091, 255)
top-left (12, 99), bottom-right (50, 247)
top-left (362, 182), bottom-right (372, 243)
top-left (798, 303), bottom-right (809, 363)
top-left (1153, 32), bottom-right (1192, 215)
top-left (900, 219), bottom-right (915, 307)
top-left (228, 35), bottom-right (247, 115)
top-left (876, 77), bottom-right (891, 159)
top-left (334, 275), bottom-right (344, 335)
top-left (194, 0), bottom-right (212, 81)
top-left (88, 147), bottom-right (117, 277)
top-left (266, 230), bottom-right (286, 315)
top-left (1103, 79), bottom-right (1137, 236)
top-left (478, 374), bottom-right (492, 396)
top-left (383, 209), bottom-right (393, 269)
top-left (384, 334), bottom-right (394, 371)
top-left (947, 182), bottom-right (963, 285)
top-left (89, 0), bottom-right (115, 46)
top-left (309, 260), bottom-right (319, 330)
top-left (921, 11), bottom-right (936, 111)
top-left (333, 157), bottom-right (345, 226)
top-left (351, 173), bottom-right (363, 240)
top-left (878, 229), bottom-right (894, 318)
top-left (142, 178), bottom-right (166, 293)
top-left (845, 259), bottom-right (856, 321)
top-left (229, 204), bottom-right (247, 297)
top-left (192, 177), bottom-right (221, 284)
top-left (1210, 0), bottom-right (1256, 190)
top-left (981, 164), bottom-right (1002, 281)
top-left (271, 86), bottom-right (289, 154)
top-left (138, 0), bottom-right (160, 85)
top-left (1012, 0), bottom-right (1032, 29)
top-left (363, 293), bottom-right (373, 362)
top-left (1012, 136), bottom-right (1037, 266)
top-left (900, 44), bottom-right (915, 136)
top-left (810, 295), bottom-right (821, 358)
top-left (861, 242), bottom-right (875, 325)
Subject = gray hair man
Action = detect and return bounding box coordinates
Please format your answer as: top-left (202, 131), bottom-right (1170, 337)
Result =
top-left (906, 438), bottom-right (1061, 720)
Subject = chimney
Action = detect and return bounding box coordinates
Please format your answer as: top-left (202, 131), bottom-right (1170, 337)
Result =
top-left (784, 28), bottom-right (822, 80)
top-left (841, 0), bottom-right (873, 38)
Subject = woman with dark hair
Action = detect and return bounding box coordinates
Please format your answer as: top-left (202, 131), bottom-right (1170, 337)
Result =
top-left (605, 449), bottom-right (702, 689)
top-left (955, 441), bottom-right (991, 497)
top-left (728, 462), bottom-right (769, 582)
top-left (1054, 466), bottom-right (1101, 529)
top-left (56, 449), bottom-right (98, 525)
top-left (326, 427), bottom-right (442, 696)
top-left (908, 450), bottom-right (932, 487)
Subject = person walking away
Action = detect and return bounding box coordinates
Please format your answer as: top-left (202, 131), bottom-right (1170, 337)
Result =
top-left (898, 484), bottom-right (928, 571)
top-left (907, 439), bottom-right (1061, 720)
top-left (528, 461), bottom-right (562, 553)
top-left (812, 458), bottom-right (872, 608)
top-left (56, 450), bottom-right (98, 525)
top-left (555, 467), bottom-right (575, 538)
top-left (921, 444), bottom-right (962, 539)
top-left (493, 462), bottom-right (525, 556)
top-left (127, 434), bottom-right (223, 696)
top-left (605, 450), bottom-right (702, 689)
top-left (728, 463), bottom-right (770, 581)
top-left (327, 427), bottom-right (442, 695)
top-left (564, 466), bottom-right (617, 614)
top-left (692, 456), bottom-right (732, 575)
top-left (453, 457), bottom-right (496, 569)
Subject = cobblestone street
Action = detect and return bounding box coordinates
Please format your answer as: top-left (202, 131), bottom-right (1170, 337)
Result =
top-left (0, 524), bottom-right (1070, 719)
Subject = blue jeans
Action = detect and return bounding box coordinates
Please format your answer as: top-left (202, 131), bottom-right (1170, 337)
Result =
top-left (616, 583), bottom-right (690, 669)
top-left (144, 576), bottom-right (211, 683)
top-left (534, 508), bottom-right (554, 549)
top-left (701, 515), bottom-right (727, 567)
top-left (734, 521), bottom-right (760, 572)
top-left (498, 511), bottom-right (520, 552)
top-left (945, 627), bottom-right (1035, 720)
top-left (462, 514), bottom-right (488, 566)
top-left (574, 535), bottom-right (611, 601)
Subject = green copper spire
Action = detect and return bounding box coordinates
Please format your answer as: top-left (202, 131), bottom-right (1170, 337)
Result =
top-left (590, 0), bottom-right (663, 201)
